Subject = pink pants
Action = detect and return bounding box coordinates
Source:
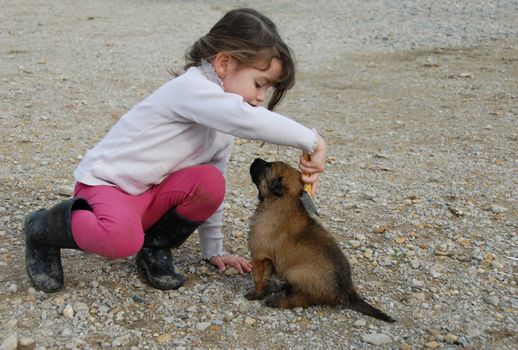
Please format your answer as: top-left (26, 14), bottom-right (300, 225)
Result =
top-left (70, 165), bottom-right (225, 259)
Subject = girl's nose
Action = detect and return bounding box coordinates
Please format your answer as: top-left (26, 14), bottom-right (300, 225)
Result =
top-left (256, 91), bottom-right (266, 104)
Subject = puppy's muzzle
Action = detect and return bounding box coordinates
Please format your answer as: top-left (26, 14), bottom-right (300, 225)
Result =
top-left (250, 158), bottom-right (269, 186)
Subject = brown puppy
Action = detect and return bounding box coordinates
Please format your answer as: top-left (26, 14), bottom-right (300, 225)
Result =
top-left (246, 158), bottom-right (395, 322)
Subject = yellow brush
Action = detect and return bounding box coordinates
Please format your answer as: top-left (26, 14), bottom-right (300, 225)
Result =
top-left (300, 153), bottom-right (319, 216)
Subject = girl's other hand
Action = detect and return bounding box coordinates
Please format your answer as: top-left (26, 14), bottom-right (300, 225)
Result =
top-left (210, 254), bottom-right (253, 274)
top-left (299, 134), bottom-right (327, 195)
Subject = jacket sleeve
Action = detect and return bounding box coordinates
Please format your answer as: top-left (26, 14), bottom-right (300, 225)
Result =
top-left (197, 136), bottom-right (233, 259)
top-left (169, 73), bottom-right (317, 154)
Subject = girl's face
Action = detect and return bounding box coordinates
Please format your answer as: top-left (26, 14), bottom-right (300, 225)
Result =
top-left (221, 58), bottom-right (282, 107)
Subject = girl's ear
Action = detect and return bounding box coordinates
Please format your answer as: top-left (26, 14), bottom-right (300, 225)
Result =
top-left (213, 52), bottom-right (233, 79)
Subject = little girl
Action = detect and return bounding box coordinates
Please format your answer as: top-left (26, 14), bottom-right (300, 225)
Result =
top-left (23, 8), bottom-right (326, 292)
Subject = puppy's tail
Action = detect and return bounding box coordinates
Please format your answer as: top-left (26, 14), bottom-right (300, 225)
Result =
top-left (347, 293), bottom-right (396, 322)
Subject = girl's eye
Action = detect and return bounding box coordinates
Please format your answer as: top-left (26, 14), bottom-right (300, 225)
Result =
top-left (255, 82), bottom-right (262, 88)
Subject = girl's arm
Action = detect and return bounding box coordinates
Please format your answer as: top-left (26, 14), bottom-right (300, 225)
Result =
top-left (169, 71), bottom-right (317, 154)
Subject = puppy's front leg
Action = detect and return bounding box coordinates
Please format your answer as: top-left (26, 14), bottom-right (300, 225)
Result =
top-left (245, 259), bottom-right (273, 300)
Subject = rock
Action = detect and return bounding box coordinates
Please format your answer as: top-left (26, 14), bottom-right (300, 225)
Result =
top-left (448, 206), bottom-right (464, 217)
top-left (444, 333), bottom-right (458, 344)
top-left (483, 295), bottom-right (499, 306)
top-left (74, 302), bottom-right (89, 313)
top-left (62, 304), bottom-right (74, 318)
top-left (353, 318), bottom-right (366, 327)
top-left (350, 240), bottom-right (361, 249)
top-left (0, 334), bottom-right (18, 350)
top-left (223, 312), bottom-right (235, 322)
top-left (224, 267), bottom-right (239, 276)
top-left (399, 343), bottom-right (412, 350)
top-left (489, 204), bottom-right (507, 214)
top-left (244, 317), bottom-right (256, 326)
top-left (425, 341), bottom-right (440, 349)
top-left (56, 184), bottom-right (74, 196)
top-left (491, 260), bottom-right (504, 269)
top-left (411, 279), bottom-right (425, 290)
top-left (186, 306), bottom-right (197, 313)
top-left (157, 333), bottom-right (172, 344)
top-left (112, 336), bottom-right (128, 347)
top-left (380, 256), bottom-right (393, 267)
top-left (362, 333), bottom-right (392, 345)
top-left (196, 322), bottom-right (211, 331)
top-left (412, 292), bottom-right (426, 301)
top-left (19, 337), bottom-right (35, 347)
top-left (132, 294), bottom-right (147, 304)
top-left (375, 226), bottom-right (387, 234)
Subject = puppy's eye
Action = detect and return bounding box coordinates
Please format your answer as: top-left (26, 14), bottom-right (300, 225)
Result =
top-left (270, 176), bottom-right (284, 196)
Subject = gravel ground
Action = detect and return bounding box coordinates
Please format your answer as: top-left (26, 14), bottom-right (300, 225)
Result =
top-left (1, 1), bottom-right (517, 349)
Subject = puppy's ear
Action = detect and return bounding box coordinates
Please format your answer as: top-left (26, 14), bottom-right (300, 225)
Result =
top-left (270, 176), bottom-right (284, 196)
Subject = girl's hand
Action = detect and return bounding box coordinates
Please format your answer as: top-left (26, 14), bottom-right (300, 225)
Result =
top-left (299, 134), bottom-right (327, 195)
top-left (210, 254), bottom-right (253, 275)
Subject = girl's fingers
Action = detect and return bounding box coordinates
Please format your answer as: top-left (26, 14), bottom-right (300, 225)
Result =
top-left (212, 258), bottom-right (226, 272)
top-left (234, 263), bottom-right (244, 274)
top-left (243, 260), bottom-right (253, 272)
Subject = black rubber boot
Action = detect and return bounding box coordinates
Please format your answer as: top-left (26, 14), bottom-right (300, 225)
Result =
top-left (136, 208), bottom-right (202, 290)
top-left (23, 198), bottom-right (91, 293)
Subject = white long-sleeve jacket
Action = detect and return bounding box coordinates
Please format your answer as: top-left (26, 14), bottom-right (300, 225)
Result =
top-left (74, 61), bottom-right (317, 258)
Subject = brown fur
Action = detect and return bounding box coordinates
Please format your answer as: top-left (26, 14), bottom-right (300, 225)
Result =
top-left (246, 158), bottom-right (395, 322)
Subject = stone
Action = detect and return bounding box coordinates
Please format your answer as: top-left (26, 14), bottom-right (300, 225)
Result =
top-left (353, 318), bottom-right (366, 327)
top-left (412, 292), bottom-right (426, 301)
top-left (157, 333), bottom-right (172, 344)
top-left (396, 236), bottom-right (407, 244)
top-left (6, 284), bottom-right (17, 293)
top-left (62, 304), bottom-right (74, 318)
top-left (224, 267), bottom-right (239, 276)
top-left (112, 336), bottom-right (127, 347)
top-left (411, 279), bottom-right (425, 290)
top-left (223, 312), bottom-right (235, 322)
top-left (244, 317), bottom-right (256, 326)
top-left (399, 343), bottom-right (412, 350)
top-left (350, 240), bottom-right (361, 249)
top-left (0, 334), bottom-right (18, 350)
top-left (483, 295), bottom-right (499, 306)
top-left (444, 333), bottom-right (458, 344)
top-left (19, 337), bottom-right (35, 347)
top-left (375, 226), bottom-right (387, 234)
top-left (425, 341), bottom-right (440, 349)
top-left (363, 249), bottom-right (373, 259)
top-left (362, 333), bottom-right (392, 345)
top-left (196, 322), bottom-right (211, 331)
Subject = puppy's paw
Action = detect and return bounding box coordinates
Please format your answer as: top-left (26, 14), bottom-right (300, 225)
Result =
top-left (264, 294), bottom-right (282, 308)
top-left (244, 290), bottom-right (263, 300)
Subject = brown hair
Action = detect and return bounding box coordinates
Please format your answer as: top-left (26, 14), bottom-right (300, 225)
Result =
top-left (184, 8), bottom-right (295, 110)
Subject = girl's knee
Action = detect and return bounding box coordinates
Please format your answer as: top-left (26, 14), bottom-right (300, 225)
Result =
top-left (193, 165), bottom-right (226, 207)
top-left (105, 225), bottom-right (144, 259)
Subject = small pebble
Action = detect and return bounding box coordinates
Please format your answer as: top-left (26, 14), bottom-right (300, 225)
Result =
top-left (362, 333), bottom-right (392, 345)
top-left (244, 317), bottom-right (256, 326)
top-left (62, 304), bottom-right (74, 318)
top-left (0, 334), bottom-right (18, 350)
top-left (196, 322), bottom-right (211, 331)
